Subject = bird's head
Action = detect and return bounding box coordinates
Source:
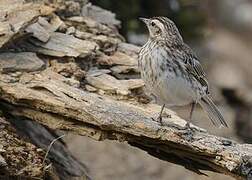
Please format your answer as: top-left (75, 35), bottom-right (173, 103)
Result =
top-left (139, 16), bottom-right (183, 43)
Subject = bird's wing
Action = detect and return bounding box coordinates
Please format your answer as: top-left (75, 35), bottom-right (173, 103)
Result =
top-left (186, 59), bottom-right (209, 92)
top-left (180, 45), bottom-right (209, 93)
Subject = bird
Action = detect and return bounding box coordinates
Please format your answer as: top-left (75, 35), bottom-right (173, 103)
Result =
top-left (138, 16), bottom-right (228, 128)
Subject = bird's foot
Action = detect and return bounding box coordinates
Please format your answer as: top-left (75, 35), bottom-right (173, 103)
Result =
top-left (182, 122), bottom-right (194, 132)
top-left (174, 122), bottom-right (192, 130)
top-left (175, 122), bottom-right (195, 141)
top-left (185, 122), bottom-right (191, 129)
top-left (151, 116), bottom-right (163, 125)
top-left (151, 114), bottom-right (171, 126)
top-left (158, 114), bottom-right (163, 125)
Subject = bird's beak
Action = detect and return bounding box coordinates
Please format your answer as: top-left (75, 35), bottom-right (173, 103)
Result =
top-left (139, 17), bottom-right (149, 24)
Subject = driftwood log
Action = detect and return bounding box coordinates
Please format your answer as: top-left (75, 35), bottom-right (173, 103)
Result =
top-left (0, 0), bottom-right (252, 179)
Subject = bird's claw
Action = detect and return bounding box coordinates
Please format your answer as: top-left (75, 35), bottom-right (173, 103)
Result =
top-left (185, 122), bottom-right (191, 129)
top-left (158, 115), bottom-right (163, 125)
top-left (178, 122), bottom-right (193, 131)
top-left (175, 122), bottom-right (195, 141)
top-left (151, 116), bottom-right (163, 125)
top-left (151, 114), bottom-right (171, 126)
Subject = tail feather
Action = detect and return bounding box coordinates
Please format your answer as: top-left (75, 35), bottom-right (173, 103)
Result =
top-left (199, 96), bottom-right (228, 128)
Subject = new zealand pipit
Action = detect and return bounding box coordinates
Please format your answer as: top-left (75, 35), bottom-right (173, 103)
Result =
top-left (138, 16), bottom-right (228, 128)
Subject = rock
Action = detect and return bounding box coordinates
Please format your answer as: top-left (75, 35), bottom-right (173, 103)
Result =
top-left (0, 52), bottom-right (45, 73)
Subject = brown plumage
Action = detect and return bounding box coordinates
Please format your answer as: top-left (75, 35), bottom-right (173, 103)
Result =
top-left (138, 16), bottom-right (228, 128)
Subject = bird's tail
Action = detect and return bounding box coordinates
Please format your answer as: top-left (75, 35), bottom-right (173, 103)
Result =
top-left (199, 95), bottom-right (228, 128)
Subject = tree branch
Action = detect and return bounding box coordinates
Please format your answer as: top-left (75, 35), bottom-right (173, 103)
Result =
top-left (0, 71), bottom-right (251, 179)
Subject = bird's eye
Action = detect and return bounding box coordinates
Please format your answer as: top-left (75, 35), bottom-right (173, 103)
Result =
top-left (151, 22), bottom-right (155, 26)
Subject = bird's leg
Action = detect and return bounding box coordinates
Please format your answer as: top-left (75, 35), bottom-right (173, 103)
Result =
top-left (157, 104), bottom-right (165, 125)
top-left (185, 102), bottom-right (196, 129)
top-left (152, 104), bottom-right (166, 125)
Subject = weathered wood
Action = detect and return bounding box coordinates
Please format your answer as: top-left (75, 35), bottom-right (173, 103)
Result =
top-left (28, 32), bottom-right (99, 57)
top-left (0, 0), bottom-right (251, 179)
top-left (0, 69), bottom-right (251, 179)
top-left (0, 52), bottom-right (45, 73)
top-left (25, 16), bottom-right (64, 42)
top-left (86, 72), bottom-right (144, 95)
top-left (97, 52), bottom-right (137, 66)
top-left (0, 0), bottom-right (54, 49)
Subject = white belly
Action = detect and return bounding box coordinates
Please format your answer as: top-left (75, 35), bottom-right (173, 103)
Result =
top-left (142, 64), bottom-right (203, 106)
top-left (150, 72), bottom-right (196, 106)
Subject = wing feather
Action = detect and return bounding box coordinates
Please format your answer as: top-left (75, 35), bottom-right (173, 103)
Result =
top-left (180, 44), bottom-right (209, 93)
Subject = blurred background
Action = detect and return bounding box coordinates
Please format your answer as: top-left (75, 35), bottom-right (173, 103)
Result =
top-left (65, 0), bottom-right (252, 179)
